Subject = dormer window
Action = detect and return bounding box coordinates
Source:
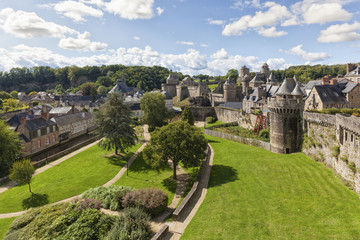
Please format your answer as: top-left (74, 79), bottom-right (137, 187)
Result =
top-left (322, 92), bottom-right (327, 97)
top-left (333, 92), bottom-right (338, 97)
top-left (37, 129), bottom-right (41, 137)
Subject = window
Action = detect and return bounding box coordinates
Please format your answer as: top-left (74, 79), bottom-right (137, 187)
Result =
top-left (53, 125), bottom-right (56, 132)
top-left (53, 135), bottom-right (56, 143)
top-left (37, 140), bottom-right (41, 148)
top-left (37, 129), bottom-right (41, 137)
top-left (322, 92), bottom-right (327, 97)
top-left (46, 137), bottom-right (50, 145)
top-left (333, 92), bottom-right (338, 97)
top-left (47, 127), bottom-right (50, 134)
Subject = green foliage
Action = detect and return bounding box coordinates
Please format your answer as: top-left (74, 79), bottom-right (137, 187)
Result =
top-left (214, 125), bottom-right (270, 142)
top-left (341, 155), bottom-right (348, 163)
top-left (1, 99), bottom-right (28, 112)
top-left (82, 186), bottom-right (134, 210)
top-left (32, 101), bottom-right (39, 107)
top-left (122, 188), bottom-right (168, 216)
top-left (144, 121), bottom-right (208, 180)
top-left (9, 159), bottom-right (35, 193)
top-left (140, 92), bottom-right (169, 131)
top-left (54, 84), bottom-right (64, 95)
top-left (0, 91), bottom-right (13, 99)
top-left (226, 69), bottom-right (239, 81)
top-left (96, 76), bottom-right (113, 87)
top-left (9, 91), bottom-right (18, 99)
top-left (0, 120), bottom-right (22, 177)
top-left (97, 85), bottom-right (108, 95)
top-left (331, 146), bottom-right (340, 158)
top-left (206, 116), bottom-right (216, 124)
top-left (348, 162), bottom-right (356, 173)
top-left (105, 207), bottom-right (150, 240)
top-left (182, 106), bottom-right (194, 125)
top-left (80, 82), bottom-right (98, 97)
top-left (28, 91), bottom-right (37, 96)
top-left (96, 92), bottom-right (137, 154)
top-left (258, 128), bottom-right (270, 139)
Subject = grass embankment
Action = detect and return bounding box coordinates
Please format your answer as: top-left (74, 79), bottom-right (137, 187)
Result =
top-left (114, 153), bottom-right (176, 205)
top-left (0, 144), bottom-right (141, 214)
top-left (182, 136), bottom-right (360, 239)
top-left (213, 125), bottom-right (270, 142)
top-left (203, 121), bottom-right (226, 129)
top-left (0, 218), bottom-right (15, 239)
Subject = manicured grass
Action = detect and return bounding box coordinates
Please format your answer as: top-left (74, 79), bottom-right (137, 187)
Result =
top-left (0, 144), bottom-right (141, 214)
top-left (214, 125), bottom-right (270, 142)
top-left (0, 218), bottom-right (15, 239)
top-left (203, 120), bottom-right (226, 129)
top-left (182, 136), bottom-right (360, 239)
top-left (114, 153), bottom-right (176, 205)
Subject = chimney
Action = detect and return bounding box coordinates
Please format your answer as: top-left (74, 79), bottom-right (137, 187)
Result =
top-left (321, 75), bottom-right (330, 85)
top-left (346, 63), bottom-right (356, 74)
top-left (41, 105), bottom-right (49, 121)
top-left (330, 78), bottom-right (338, 85)
top-left (18, 116), bottom-right (26, 135)
top-left (71, 105), bottom-right (75, 114)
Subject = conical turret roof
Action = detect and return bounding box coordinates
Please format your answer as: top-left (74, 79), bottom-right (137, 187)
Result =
top-left (291, 82), bottom-right (303, 96)
top-left (250, 73), bottom-right (263, 83)
top-left (276, 78), bottom-right (292, 95)
top-left (225, 76), bottom-right (234, 85)
top-left (267, 72), bottom-right (277, 83)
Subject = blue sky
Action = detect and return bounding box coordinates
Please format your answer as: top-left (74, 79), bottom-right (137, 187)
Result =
top-left (0, 0), bottom-right (359, 76)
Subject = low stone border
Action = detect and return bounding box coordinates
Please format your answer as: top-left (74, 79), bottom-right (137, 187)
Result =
top-left (150, 224), bottom-right (169, 240)
top-left (204, 122), bottom-right (271, 151)
top-left (172, 146), bottom-right (210, 220)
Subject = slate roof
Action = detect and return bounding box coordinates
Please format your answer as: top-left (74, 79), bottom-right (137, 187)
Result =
top-left (250, 73), bottom-right (264, 83)
top-left (7, 112), bottom-right (35, 129)
top-left (314, 85), bottom-right (347, 105)
top-left (220, 102), bottom-right (243, 109)
top-left (342, 82), bottom-right (358, 93)
top-left (212, 82), bottom-right (224, 94)
top-left (109, 74), bottom-right (134, 94)
top-left (49, 106), bottom-right (72, 115)
top-left (291, 83), bottom-right (304, 96)
top-left (51, 112), bottom-right (93, 126)
top-left (25, 117), bottom-right (56, 131)
top-left (345, 66), bottom-right (360, 76)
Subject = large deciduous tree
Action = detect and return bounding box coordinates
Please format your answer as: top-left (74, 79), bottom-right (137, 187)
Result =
top-left (143, 121), bottom-right (208, 180)
top-left (0, 120), bottom-right (22, 177)
top-left (140, 92), bottom-right (169, 131)
top-left (226, 69), bottom-right (239, 82)
top-left (95, 93), bottom-right (137, 155)
top-left (9, 159), bottom-right (35, 193)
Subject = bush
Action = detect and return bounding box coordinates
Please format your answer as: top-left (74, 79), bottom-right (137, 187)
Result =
top-left (258, 128), bottom-right (270, 139)
top-left (105, 207), bottom-right (151, 240)
top-left (82, 186), bottom-right (133, 211)
top-left (348, 162), bottom-right (356, 173)
top-left (122, 188), bottom-right (168, 216)
top-left (77, 198), bottom-right (102, 211)
top-left (206, 116), bottom-right (216, 124)
top-left (331, 146), bottom-right (340, 158)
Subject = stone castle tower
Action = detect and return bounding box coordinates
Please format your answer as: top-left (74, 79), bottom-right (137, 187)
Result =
top-left (223, 76), bottom-right (237, 102)
top-left (268, 77), bottom-right (303, 154)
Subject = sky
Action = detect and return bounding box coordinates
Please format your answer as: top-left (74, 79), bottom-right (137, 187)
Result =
top-left (0, 0), bottom-right (359, 76)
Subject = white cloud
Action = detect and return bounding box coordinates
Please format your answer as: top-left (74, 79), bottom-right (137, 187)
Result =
top-left (223, 2), bottom-right (291, 37)
top-left (0, 44), bottom-right (292, 76)
top-left (303, 3), bottom-right (352, 24)
top-left (285, 44), bottom-right (331, 63)
top-left (0, 8), bottom-right (78, 38)
top-left (258, 27), bottom-right (287, 37)
top-left (58, 32), bottom-right (107, 51)
top-left (207, 18), bottom-right (226, 25)
top-left (106, 0), bottom-right (154, 20)
top-left (133, 36), bottom-right (140, 40)
top-left (156, 7), bottom-right (164, 16)
top-left (53, 1), bottom-right (103, 23)
top-left (232, 0), bottom-right (262, 9)
top-left (318, 21), bottom-right (360, 43)
top-left (176, 41), bottom-right (194, 46)
top-left (200, 44), bottom-right (208, 47)
top-left (211, 48), bottom-right (229, 59)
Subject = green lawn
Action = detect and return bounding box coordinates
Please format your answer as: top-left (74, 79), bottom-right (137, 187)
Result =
top-left (114, 152), bottom-right (176, 205)
top-left (0, 218), bottom-right (15, 240)
top-left (203, 120), bottom-right (226, 129)
top-left (0, 144), bottom-right (141, 214)
top-left (182, 136), bottom-right (360, 240)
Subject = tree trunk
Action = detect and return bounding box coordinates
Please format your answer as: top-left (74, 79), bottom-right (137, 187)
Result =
top-left (115, 146), bottom-right (118, 155)
top-left (28, 182), bottom-right (32, 193)
top-left (172, 160), bottom-right (177, 180)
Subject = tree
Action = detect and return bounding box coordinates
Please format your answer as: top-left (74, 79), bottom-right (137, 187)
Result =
top-left (140, 92), bottom-right (169, 131)
top-left (10, 159), bottom-right (35, 193)
top-left (95, 93), bottom-right (137, 155)
top-left (181, 106), bottom-right (194, 125)
top-left (0, 91), bottom-right (12, 99)
top-left (226, 69), bottom-right (239, 81)
top-left (97, 86), bottom-right (108, 95)
top-left (96, 76), bottom-right (113, 87)
top-left (10, 91), bottom-right (18, 99)
top-left (80, 82), bottom-right (98, 97)
top-left (0, 120), bottom-right (22, 177)
top-left (143, 121), bottom-right (207, 180)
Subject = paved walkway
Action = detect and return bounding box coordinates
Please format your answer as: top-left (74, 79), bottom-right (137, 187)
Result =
top-left (0, 140), bottom-right (100, 195)
top-left (0, 125), bottom-right (150, 219)
top-left (161, 144), bottom-right (214, 240)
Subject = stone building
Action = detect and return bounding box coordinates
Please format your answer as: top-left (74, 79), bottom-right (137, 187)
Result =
top-left (161, 73), bottom-right (179, 97)
top-left (268, 78), bottom-right (304, 154)
top-left (175, 76), bottom-right (210, 102)
top-left (345, 63), bottom-right (360, 83)
top-left (210, 77), bottom-right (242, 106)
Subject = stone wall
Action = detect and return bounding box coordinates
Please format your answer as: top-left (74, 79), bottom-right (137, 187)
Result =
top-left (189, 106), bottom-right (216, 121)
top-left (204, 123), bottom-right (271, 151)
top-left (303, 112), bottom-right (360, 194)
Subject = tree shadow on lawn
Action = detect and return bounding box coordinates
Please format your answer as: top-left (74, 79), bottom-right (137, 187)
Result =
top-left (208, 165), bottom-right (238, 188)
top-left (22, 193), bottom-right (49, 209)
top-left (207, 139), bottom-right (220, 143)
top-left (105, 152), bottom-right (134, 167)
top-left (129, 153), bottom-right (169, 173)
top-left (161, 176), bottom-right (177, 194)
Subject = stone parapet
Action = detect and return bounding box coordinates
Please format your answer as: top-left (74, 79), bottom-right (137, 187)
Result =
top-left (303, 111), bottom-right (336, 126)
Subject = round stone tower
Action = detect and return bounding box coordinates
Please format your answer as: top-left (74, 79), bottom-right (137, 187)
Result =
top-left (268, 77), bottom-right (303, 154)
top-left (224, 76), bottom-right (236, 102)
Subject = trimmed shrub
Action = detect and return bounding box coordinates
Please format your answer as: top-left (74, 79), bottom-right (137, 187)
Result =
top-left (122, 188), bottom-right (168, 216)
top-left (82, 186), bottom-right (134, 211)
top-left (77, 198), bottom-right (102, 211)
top-left (206, 116), bottom-right (216, 124)
top-left (105, 207), bottom-right (151, 240)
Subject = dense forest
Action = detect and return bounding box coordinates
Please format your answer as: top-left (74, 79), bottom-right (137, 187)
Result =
top-left (0, 63), bottom-right (351, 94)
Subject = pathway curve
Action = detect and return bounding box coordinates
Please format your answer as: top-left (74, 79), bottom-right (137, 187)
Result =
top-left (0, 125), bottom-right (150, 219)
top-left (161, 144), bottom-right (214, 240)
top-left (0, 140), bottom-right (100, 195)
